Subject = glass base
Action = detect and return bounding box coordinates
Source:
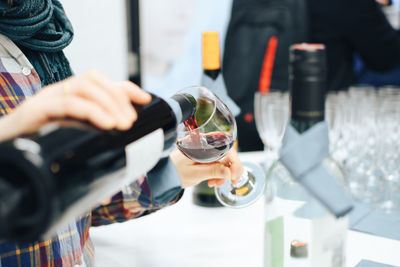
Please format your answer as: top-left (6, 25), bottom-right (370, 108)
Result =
top-left (214, 162), bottom-right (265, 208)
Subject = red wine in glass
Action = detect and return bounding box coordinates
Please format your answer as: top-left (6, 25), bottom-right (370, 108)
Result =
top-left (178, 114), bottom-right (233, 162)
top-left (177, 131), bottom-right (234, 163)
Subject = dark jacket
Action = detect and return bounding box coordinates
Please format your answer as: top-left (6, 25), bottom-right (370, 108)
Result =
top-left (308, 0), bottom-right (400, 91)
top-left (224, 0), bottom-right (400, 151)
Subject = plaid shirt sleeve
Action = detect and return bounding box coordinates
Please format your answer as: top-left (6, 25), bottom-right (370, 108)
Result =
top-left (91, 176), bottom-right (184, 226)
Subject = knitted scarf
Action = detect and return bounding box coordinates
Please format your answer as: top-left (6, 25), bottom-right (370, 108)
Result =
top-left (0, 0), bottom-right (74, 86)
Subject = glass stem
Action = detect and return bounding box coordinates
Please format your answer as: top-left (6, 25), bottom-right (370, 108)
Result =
top-left (264, 145), bottom-right (278, 170)
top-left (233, 169), bottom-right (249, 189)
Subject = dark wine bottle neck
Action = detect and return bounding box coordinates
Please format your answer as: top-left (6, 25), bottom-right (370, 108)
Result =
top-left (203, 69), bottom-right (220, 80)
top-left (290, 81), bottom-right (325, 133)
top-left (289, 44), bottom-right (327, 134)
top-left (290, 81), bottom-right (325, 134)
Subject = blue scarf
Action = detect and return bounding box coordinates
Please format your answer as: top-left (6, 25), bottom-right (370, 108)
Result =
top-left (0, 0), bottom-right (74, 86)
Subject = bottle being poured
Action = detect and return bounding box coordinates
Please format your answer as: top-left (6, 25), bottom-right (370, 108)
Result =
top-left (0, 92), bottom-right (195, 242)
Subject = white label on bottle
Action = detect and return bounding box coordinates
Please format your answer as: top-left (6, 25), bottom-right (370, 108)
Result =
top-left (43, 129), bottom-right (165, 239)
top-left (124, 128), bottom-right (165, 183)
top-left (311, 215), bottom-right (348, 267)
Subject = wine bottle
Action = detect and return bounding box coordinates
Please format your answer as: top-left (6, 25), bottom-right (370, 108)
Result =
top-left (0, 93), bottom-right (195, 242)
top-left (192, 31), bottom-right (225, 207)
top-left (201, 31), bottom-right (241, 117)
top-left (264, 44), bottom-right (351, 267)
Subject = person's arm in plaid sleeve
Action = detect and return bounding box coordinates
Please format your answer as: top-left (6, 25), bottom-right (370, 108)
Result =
top-left (91, 157), bottom-right (184, 225)
top-left (91, 149), bottom-right (243, 226)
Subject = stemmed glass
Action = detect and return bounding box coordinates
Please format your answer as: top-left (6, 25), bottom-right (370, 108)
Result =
top-left (253, 91), bottom-right (289, 203)
top-left (254, 91), bottom-right (289, 167)
top-left (175, 86), bottom-right (265, 208)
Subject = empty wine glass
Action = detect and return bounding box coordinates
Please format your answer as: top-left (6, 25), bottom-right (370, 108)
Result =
top-left (254, 91), bottom-right (289, 166)
top-left (175, 86), bottom-right (265, 208)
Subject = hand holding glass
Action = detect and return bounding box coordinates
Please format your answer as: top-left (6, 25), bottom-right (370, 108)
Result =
top-left (175, 86), bottom-right (265, 208)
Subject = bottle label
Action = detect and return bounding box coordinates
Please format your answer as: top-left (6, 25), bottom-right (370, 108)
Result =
top-left (311, 215), bottom-right (348, 267)
top-left (44, 129), bottom-right (166, 239)
top-left (125, 128), bottom-right (165, 182)
top-left (264, 213), bottom-right (348, 267)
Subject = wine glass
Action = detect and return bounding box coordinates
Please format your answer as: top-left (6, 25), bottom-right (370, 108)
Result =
top-left (254, 90), bottom-right (289, 203)
top-left (254, 91), bottom-right (289, 166)
top-left (175, 86), bottom-right (265, 208)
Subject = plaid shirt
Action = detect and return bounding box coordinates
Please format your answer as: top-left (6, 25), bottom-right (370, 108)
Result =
top-left (0, 34), bottom-right (183, 267)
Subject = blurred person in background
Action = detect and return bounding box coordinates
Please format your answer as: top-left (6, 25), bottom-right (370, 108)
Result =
top-left (354, 0), bottom-right (400, 86)
top-left (308, 0), bottom-right (400, 91)
top-left (0, 0), bottom-right (243, 266)
top-left (141, 0), bottom-right (233, 97)
top-left (223, 0), bottom-right (400, 151)
top-left (140, 0), bottom-right (195, 91)
top-left (377, 0), bottom-right (392, 6)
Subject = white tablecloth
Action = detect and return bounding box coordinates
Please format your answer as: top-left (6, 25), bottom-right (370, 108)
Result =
top-left (90, 152), bottom-right (400, 267)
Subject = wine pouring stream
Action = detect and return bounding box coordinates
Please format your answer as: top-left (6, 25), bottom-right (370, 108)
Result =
top-left (175, 86), bottom-right (265, 208)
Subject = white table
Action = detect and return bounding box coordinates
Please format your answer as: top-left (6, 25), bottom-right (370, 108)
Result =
top-left (90, 152), bottom-right (400, 267)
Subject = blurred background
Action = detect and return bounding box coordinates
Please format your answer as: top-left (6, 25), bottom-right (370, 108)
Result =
top-left (60, 0), bottom-right (232, 92)
top-left (60, 0), bottom-right (128, 81)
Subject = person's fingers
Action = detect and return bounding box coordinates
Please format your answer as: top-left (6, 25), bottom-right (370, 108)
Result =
top-left (192, 163), bottom-right (231, 183)
top-left (207, 178), bottom-right (227, 188)
top-left (85, 71), bottom-right (138, 120)
top-left (215, 179), bottom-right (226, 187)
top-left (69, 79), bottom-right (136, 129)
top-left (116, 81), bottom-right (152, 105)
top-left (219, 150), bottom-right (243, 182)
top-left (45, 96), bottom-right (120, 130)
top-left (63, 97), bottom-right (121, 129)
top-left (170, 150), bottom-right (235, 188)
top-left (208, 178), bottom-right (220, 187)
top-left (231, 161), bottom-right (244, 182)
top-left (205, 150), bottom-right (244, 188)
top-left (9, 71), bottom-right (152, 137)
top-left (101, 197), bottom-right (112, 206)
top-left (231, 177), bottom-right (239, 185)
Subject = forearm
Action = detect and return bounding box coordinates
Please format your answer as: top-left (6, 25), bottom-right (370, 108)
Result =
top-left (0, 112), bottom-right (22, 142)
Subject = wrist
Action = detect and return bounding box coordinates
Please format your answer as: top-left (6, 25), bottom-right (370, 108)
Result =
top-left (0, 111), bottom-right (22, 142)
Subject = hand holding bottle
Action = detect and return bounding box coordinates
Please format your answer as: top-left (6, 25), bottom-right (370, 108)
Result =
top-left (0, 70), bottom-right (151, 142)
top-left (170, 149), bottom-right (243, 188)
